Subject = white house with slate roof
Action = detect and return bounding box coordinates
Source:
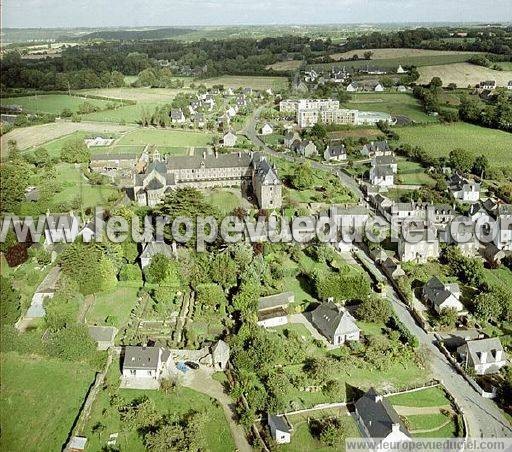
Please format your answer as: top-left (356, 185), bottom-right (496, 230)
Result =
top-left (26, 266), bottom-right (61, 318)
top-left (170, 109), bottom-right (186, 123)
top-left (222, 131), bottom-right (238, 147)
top-left (355, 388), bottom-right (411, 450)
top-left (311, 301), bottom-right (360, 346)
top-left (361, 141), bottom-right (393, 158)
top-left (324, 142), bottom-right (347, 161)
top-left (423, 277), bottom-right (464, 314)
top-left (211, 340), bottom-right (230, 370)
top-left (140, 241), bottom-right (175, 268)
top-left (457, 338), bottom-right (506, 375)
top-left (260, 123), bottom-right (273, 135)
top-left (449, 173), bottom-right (480, 202)
top-left (268, 414), bottom-right (292, 444)
top-left (122, 346), bottom-right (172, 384)
top-left (257, 292), bottom-right (294, 328)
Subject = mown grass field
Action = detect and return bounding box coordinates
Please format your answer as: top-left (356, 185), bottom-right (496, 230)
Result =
top-left (117, 128), bottom-right (214, 147)
top-left (386, 387), bottom-right (450, 407)
top-left (330, 48), bottom-right (482, 61)
top-left (86, 286), bottom-right (141, 328)
top-left (83, 357), bottom-right (235, 452)
top-left (0, 94), bottom-right (112, 115)
top-left (201, 75), bottom-right (289, 91)
top-left (417, 62), bottom-right (512, 87)
top-left (394, 123), bottom-right (512, 170)
top-left (346, 93), bottom-right (437, 123)
top-left (0, 352), bottom-right (95, 452)
top-left (396, 158), bottom-right (436, 186)
top-left (312, 52), bottom-right (481, 72)
top-left (53, 163), bottom-right (119, 208)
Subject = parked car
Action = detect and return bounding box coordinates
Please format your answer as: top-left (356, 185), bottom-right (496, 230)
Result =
top-left (185, 361), bottom-right (199, 370)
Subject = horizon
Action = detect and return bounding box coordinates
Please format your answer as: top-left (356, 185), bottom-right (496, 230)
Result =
top-left (3, 0), bottom-right (512, 29)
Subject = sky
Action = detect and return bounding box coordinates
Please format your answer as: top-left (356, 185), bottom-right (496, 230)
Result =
top-left (3, 0), bottom-right (512, 28)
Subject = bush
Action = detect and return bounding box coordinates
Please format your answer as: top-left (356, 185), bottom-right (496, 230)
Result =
top-left (119, 263), bottom-right (142, 281)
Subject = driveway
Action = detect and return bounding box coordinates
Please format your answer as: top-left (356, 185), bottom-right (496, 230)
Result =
top-left (183, 368), bottom-right (252, 452)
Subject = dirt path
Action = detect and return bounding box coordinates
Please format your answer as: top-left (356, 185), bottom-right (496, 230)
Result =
top-left (394, 405), bottom-right (453, 416)
top-left (184, 369), bottom-right (252, 452)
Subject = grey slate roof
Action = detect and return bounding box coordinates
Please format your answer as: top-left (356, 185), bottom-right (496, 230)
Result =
top-left (373, 165), bottom-right (394, 178)
top-left (36, 266), bottom-right (61, 294)
top-left (123, 346), bottom-right (161, 370)
top-left (258, 292), bottom-right (294, 311)
top-left (374, 155), bottom-right (396, 166)
top-left (365, 141), bottom-right (390, 154)
top-left (166, 152), bottom-right (251, 170)
top-left (326, 143), bottom-right (347, 157)
top-left (311, 301), bottom-right (360, 340)
top-left (88, 326), bottom-right (117, 343)
top-left (355, 388), bottom-right (410, 438)
top-left (268, 414), bottom-right (291, 434)
top-left (423, 277), bottom-right (459, 308)
top-left (465, 338), bottom-right (504, 364)
top-left (141, 241), bottom-right (174, 259)
top-left (91, 153), bottom-right (137, 161)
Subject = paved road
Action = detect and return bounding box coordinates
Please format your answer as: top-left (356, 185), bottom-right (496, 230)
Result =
top-left (241, 107), bottom-right (364, 200)
top-left (356, 251), bottom-right (512, 438)
top-left (184, 368), bottom-right (252, 452)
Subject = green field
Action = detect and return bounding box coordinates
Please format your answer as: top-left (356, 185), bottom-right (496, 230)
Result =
top-left (80, 103), bottom-right (153, 123)
top-left (346, 93), bottom-right (437, 124)
top-left (396, 158), bottom-right (436, 186)
top-left (394, 123), bottom-right (512, 170)
top-left (117, 128), bottom-right (214, 147)
top-left (0, 94), bottom-right (112, 115)
top-left (202, 75), bottom-right (289, 91)
top-left (204, 188), bottom-right (248, 215)
top-left (0, 352), bottom-right (95, 452)
top-left (86, 286), bottom-right (141, 328)
top-left (83, 358), bottom-right (235, 451)
top-left (52, 163), bottom-right (119, 208)
top-left (386, 387), bottom-right (450, 407)
top-left (312, 52), bottom-right (480, 71)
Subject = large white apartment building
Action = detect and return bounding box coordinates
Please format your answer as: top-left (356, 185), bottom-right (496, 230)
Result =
top-left (281, 98), bottom-right (394, 128)
top-left (279, 98), bottom-right (340, 113)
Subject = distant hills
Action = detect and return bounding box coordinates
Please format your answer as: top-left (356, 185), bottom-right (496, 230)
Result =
top-left (71, 27), bottom-right (196, 41)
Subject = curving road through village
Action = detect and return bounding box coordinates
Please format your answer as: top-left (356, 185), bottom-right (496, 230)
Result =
top-left (243, 106), bottom-right (512, 439)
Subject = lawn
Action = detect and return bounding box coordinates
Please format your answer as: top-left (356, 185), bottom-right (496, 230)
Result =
top-left (204, 188), bottom-right (248, 215)
top-left (52, 163), bottom-right (119, 208)
top-left (0, 94), bottom-right (112, 115)
top-left (201, 75), bottom-right (289, 91)
top-left (346, 93), bottom-right (437, 124)
top-left (117, 128), bottom-right (214, 147)
top-left (281, 410), bottom-right (360, 452)
top-left (86, 286), bottom-right (141, 328)
top-left (396, 158), bottom-right (436, 186)
top-left (83, 357), bottom-right (235, 452)
top-left (386, 387), bottom-right (450, 407)
top-left (394, 123), bottom-right (512, 171)
top-left (0, 352), bottom-right (95, 452)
